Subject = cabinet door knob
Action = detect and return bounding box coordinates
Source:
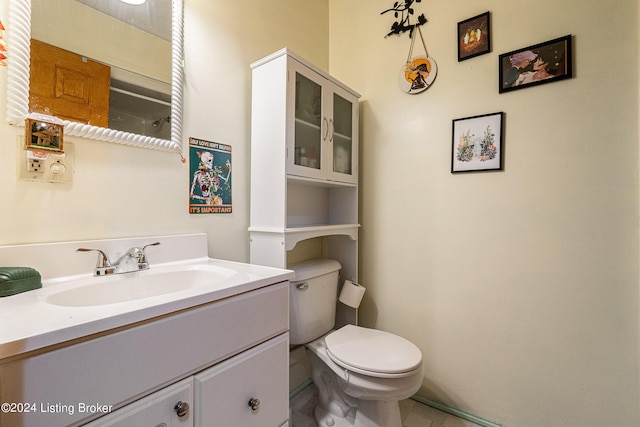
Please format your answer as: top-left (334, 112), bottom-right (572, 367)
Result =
top-left (174, 401), bottom-right (190, 417)
top-left (248, 397), bottom-right (261, 412)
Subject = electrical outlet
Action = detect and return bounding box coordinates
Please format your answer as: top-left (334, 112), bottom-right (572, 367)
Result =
top-left (27, 158), bottom-right (44, 173)
top-left (18, 136), bottom-right (74, 183)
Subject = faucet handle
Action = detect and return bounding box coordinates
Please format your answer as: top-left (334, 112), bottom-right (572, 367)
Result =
top-left (142, 242), bottom-right (161, 252)
top-left (138, 242), bottom-right (161, 264)
top-left (76, 248), bottom-right (111, 268)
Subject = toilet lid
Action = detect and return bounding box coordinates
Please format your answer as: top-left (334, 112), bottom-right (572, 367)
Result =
top-left (324, 325), bottom-right (422, 378)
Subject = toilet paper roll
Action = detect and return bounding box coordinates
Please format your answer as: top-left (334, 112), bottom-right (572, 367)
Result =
top-left (338, 280), bottom-right (366, 308)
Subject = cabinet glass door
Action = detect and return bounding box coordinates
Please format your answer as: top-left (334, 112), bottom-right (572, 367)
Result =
top-left (332, 93), bottom-right (353, 175)
top-left (294, 72), bottom-right (323, 173)
top-left (328, 90), bottom-right (357, 184)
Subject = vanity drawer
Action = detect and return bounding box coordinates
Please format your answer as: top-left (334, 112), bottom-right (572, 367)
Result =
top-left (0, 281), bottom-right (289, 426)
top-left (83, 377), bottom-right (194, 427)
top-left (194, 333), bottom-right (289, 427)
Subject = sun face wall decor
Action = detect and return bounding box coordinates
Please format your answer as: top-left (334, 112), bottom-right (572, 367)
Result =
top-left (398, 36), bottom-right (437, 94)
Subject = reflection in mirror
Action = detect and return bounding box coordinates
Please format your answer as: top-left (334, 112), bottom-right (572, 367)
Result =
top-left (7, 0), bottom-right (183, 153)
top-left (31, 0), bottom-right (171, 139)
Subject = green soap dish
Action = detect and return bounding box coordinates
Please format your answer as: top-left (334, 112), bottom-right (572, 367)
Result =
top-left (0, 267), bottom-right (42, 297)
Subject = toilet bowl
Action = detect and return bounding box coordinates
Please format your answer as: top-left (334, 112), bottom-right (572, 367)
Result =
top-left (289, 259), bottom-right (423, 427)
top-left (307, 326), bottom-right (423, 427)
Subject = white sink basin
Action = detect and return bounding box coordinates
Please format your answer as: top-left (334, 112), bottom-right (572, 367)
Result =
top-left (42, 264), bottom-right (238, 307)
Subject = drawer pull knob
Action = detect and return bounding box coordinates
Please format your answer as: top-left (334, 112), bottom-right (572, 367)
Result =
top-left (248, 397), bottom-right (261, 412)
top-left (174, 401), bottom-right (190, 417)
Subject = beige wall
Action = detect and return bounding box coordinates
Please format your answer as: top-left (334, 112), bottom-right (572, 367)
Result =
top-left (1, 0), bottom-right (638, 425)
top-left (329, 0), bottom-right (638, 426)
top-left (0, 0), bottom-right (328, 263)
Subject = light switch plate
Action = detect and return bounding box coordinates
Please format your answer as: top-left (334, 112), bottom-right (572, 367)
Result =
top-left (18, 136), bottom-right (74, 183)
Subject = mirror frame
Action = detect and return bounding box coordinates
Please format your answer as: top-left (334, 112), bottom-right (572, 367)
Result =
top-left (6, 0), bottom-right (184, 153)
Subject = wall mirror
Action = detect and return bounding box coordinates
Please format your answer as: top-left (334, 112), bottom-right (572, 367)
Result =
top-left (7, 0), bottom-right (184, 153)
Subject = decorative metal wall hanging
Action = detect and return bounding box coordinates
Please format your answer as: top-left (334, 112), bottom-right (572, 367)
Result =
top-left (380, 0), bottom-right (427, 38)
top-left (382, 0), bottom-right (436, 94)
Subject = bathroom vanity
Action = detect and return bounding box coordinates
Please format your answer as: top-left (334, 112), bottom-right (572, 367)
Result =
top-left (0, 234), bottom-right (292, 426)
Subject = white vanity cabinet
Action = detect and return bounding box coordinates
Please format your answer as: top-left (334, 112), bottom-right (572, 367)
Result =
top-left (0, 281), bottom-right (290, 427)
top-left (249, 49), bottom-right (361, 297)
top-left (88, 333), bottom-right (289, 427)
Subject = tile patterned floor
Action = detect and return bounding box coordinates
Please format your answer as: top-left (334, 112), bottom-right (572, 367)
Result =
top-left (290, 384), bottom-right (484, 427)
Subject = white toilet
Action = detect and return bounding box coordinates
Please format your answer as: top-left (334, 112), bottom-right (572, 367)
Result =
top-left (290, 259), bottom-right (423, 427)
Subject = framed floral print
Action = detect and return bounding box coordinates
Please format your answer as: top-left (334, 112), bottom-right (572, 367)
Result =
top-left (452, 112), bottom-right (504, 173)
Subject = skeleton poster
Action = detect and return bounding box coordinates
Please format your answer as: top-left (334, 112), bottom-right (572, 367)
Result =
top-left (188, 137), bottom-right (232, 214)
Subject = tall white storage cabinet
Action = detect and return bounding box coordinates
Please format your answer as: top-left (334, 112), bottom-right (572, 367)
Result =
top-left (249, 49), bottom-right (360, 320)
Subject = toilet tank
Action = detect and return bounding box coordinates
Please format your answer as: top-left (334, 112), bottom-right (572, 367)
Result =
top-left (289, 258), bottom-right (342, 345)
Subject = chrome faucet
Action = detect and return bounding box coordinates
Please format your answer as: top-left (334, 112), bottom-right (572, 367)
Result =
top-left (76, 242), bottom-right (161, 276)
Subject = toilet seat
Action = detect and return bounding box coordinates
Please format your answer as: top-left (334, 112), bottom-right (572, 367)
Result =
top-left (324, 325), bottom-right (422, 378)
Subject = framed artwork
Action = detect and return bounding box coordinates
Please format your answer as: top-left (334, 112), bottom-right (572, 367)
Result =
top-left (188, 137), bottom-right (232, 214)
top-left (452, 112), bottom-right (504, 173)
top-left (457, 12), bottom-right (491, 61)
top-left (499, 35), bottom-right (572, 93)
top-left (25, 113), bottom-right (64, 153)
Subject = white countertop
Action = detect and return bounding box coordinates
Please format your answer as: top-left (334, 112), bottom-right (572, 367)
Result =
top-left (0, 234), bottom-right (293, 360)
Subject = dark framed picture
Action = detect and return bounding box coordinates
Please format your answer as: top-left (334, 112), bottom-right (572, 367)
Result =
top-left (452, 112), bottom-right (504, 173)
top-left (457, 12), bottom-right (491, 61)
top-left (499, 35), bottom-right (572, 93)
